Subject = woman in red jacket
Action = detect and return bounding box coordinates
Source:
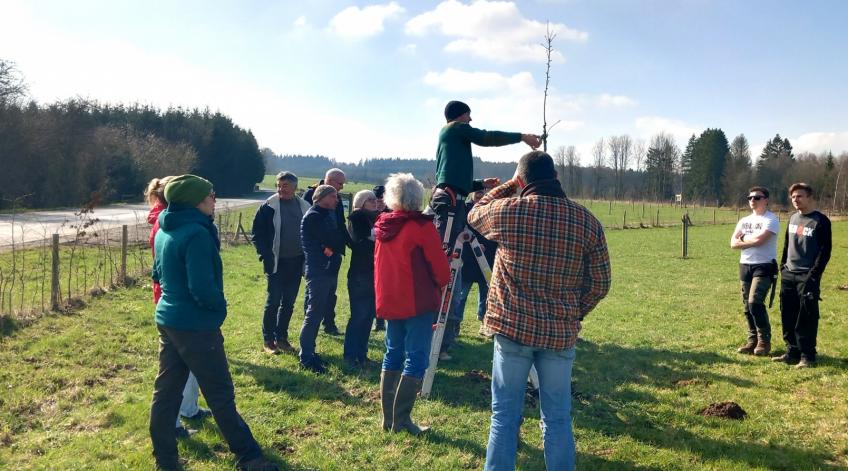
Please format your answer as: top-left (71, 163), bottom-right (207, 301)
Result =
top-left (374, 173), bottom-right (450, 436)
top-left (145, 177), bottom-right (211, 437)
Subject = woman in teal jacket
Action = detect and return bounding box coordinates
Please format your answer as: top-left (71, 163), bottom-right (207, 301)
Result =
top-left (149, 175), bottom-right (277, 471)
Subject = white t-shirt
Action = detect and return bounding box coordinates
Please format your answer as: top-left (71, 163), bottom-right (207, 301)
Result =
top-left (734, 211), bottom-right (780, 264)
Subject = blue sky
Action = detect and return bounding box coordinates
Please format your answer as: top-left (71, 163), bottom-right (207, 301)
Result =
top-left (2, 0), bottom-right (846, 165)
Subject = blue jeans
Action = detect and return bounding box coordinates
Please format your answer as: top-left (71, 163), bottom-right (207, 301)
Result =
top-left (485, 335), bottom-right (576, 471)
top-left (299, 275), bottom-right (338, 363)
top-left (175, 372), bottom-right (201, 427)
top-left (381, 312), bottom-right (434, 378)
top-left (262, 255), bottom-right (303, 343)
top-left (344, 295), bottom-right (375, 362)
top-left (454, 279), bottom-right (489, 322)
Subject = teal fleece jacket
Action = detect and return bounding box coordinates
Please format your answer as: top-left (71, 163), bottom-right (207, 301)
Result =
top-left (435, 122), bottom-right (521, 195)
top-left (152, 204), bottom-right (227, 330)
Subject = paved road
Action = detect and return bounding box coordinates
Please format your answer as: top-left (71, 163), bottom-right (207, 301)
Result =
top-left (0, 196), bottom-right (268, 248)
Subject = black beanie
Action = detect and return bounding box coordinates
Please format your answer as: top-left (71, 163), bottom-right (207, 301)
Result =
top-left (444, 100), bottom-right (471, 121)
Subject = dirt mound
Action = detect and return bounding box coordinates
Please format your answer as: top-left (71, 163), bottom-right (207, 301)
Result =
top-left (699, 401), bottom-right (747, 420)
top-left (464, 370), bottom-right (490, 382)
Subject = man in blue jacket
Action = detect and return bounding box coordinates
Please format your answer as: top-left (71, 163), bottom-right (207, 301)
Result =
top-left (150, 175), bottom-right (277, 471)
top-left (303, 168), bottom-right (350, 335)
top-left (252, 171), bottom-right (311, 354)
top-left (299, 185), bottom-right (346, 373)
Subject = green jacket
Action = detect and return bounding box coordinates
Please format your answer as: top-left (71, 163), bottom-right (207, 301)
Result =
top-left (152, 204), bottom-right (227, 330)
top-left (435, 122), bottom-right (521, 195)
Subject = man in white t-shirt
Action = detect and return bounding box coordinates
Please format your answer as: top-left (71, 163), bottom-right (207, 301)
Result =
top-left (730, 186), bottom-right (780, 356)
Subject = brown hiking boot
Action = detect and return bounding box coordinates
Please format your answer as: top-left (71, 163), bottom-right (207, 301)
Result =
top-left (736, 339), bottom-right (757, 354)
top-left (275, 339), bottom-right (296, 354)
top-left (753, 340), bottom-right (771, 356)
top-left (263, 341), bottom-right (279, 355)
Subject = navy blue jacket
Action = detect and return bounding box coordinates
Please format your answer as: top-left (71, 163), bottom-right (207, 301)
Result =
top-left (301, 205), bottom-right (345, 278)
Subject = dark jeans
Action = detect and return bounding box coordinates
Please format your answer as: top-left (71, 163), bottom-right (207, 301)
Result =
top-left (150, 326), bottom-right (261, 468)
top-left (739, 263), bottom-right (773, 342)
top-left (429, 187), bottom-right (467, 253)
top-left (780, 270), bottom-right (821, 361)
top-left (304, 280), bottom-right (339, 329)
top-left (429, 187), bottom-right (466, 352)
top-left (262, 255), bottom-right (304, 343)
top-left (299, 275), bottom-right (338, 363)
top-left (344, 294), bottom-right (375, 362)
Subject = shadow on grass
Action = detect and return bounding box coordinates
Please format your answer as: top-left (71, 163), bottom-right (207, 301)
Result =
top-left (0, 314), bottom-right (22, 338)
top-left (422, 429), bottom-right (487, 457)
top-left (180, 435), bottom-right (313, 471)
top-left (570, 339), bottom-right (841, 469)
top-left (229, 359), bottom-right (367, 406)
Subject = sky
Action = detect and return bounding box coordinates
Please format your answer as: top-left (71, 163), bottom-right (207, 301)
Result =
top-left (2, 0), bottom-right (847, 166)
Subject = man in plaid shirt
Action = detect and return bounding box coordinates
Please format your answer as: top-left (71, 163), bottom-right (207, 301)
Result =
top-left (468, 150), bottom-right (611, 471)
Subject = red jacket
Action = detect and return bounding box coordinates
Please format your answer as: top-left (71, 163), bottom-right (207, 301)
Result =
top-left (148, 201), bottom-right (165, 304)
top-left (374, 211), bottom-right (450, 320)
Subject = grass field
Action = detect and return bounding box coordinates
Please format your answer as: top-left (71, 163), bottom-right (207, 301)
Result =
top-left (1, 217), bottom-right (847, 470)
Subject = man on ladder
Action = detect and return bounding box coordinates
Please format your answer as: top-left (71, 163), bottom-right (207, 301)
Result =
top-left (423, 100), bottom-right (540, 396)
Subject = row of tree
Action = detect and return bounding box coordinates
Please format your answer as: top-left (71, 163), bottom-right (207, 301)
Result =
top-left (0, 60), bottom-right (263, 209)
top-left (552, 131), bottom-right (848, 209)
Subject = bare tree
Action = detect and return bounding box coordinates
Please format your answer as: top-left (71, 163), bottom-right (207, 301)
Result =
top-left (607, 135), bottom-right (633, 199)
top-left (0, 59), bottom-right (28, 104)
top-left (592, 138), bottom-right (605, 198)
top-left (565, 145), bottom-right (579, 196)
top-left (633, 139), bottom-right (646, 172)
top-left (540, 23), bottom-right (559, 152)
top-left (553, 145), bottom-right (566, 188)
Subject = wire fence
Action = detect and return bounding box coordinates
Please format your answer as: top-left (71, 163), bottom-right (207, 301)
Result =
top-left (0, 203), bottom-right (258, 332)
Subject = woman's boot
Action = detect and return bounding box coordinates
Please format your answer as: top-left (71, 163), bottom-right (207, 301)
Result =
top-left (391, 375), bottom-right (429, 435)
top-left (380, 370), bottom-right (402, 431)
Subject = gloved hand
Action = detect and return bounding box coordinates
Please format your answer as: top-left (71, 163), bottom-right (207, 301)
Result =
top-left (803, 276), bottom-right (820, 300)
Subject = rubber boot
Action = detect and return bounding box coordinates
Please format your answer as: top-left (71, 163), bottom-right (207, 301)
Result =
top-left (391, 375), bottom-right (429, 435)
top-left (380, 370), bottom-right (402, 431)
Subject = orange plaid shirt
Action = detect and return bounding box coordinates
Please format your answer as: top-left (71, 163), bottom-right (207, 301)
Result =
top-left (467, 180), bottom-right (611, 350)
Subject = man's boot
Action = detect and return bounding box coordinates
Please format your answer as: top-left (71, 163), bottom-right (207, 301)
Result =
top-left (737, 309), bottom-right (757, 354)
top-left (380, 370), bottom-right (402, 431)
top-left (736, 338), bottom-right (757, 354)
top-left (753, 339), bottom-right (771, 356)
top-left (750, 303), bottom-right (772, 356)
top-left (391, 375), bottom-right (429, 435)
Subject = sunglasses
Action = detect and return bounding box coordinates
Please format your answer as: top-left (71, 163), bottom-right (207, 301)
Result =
top-left (746, 195), bottom-right (764, 201)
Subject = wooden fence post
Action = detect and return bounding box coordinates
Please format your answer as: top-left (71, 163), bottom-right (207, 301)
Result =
top-left (656, 209), bottom-right (660, 226)
top-left (623, 210), bottom-right (627, 228)
top-left (608, 200), bottom-right (612, 215)
top-left (120, 225), bottom-right (128, 285)
top-left (51, 234), bottom-right (60, 310)
top-left (713, 209), bottom-right (716, 225)
top-left (682, 213), bottom-right (692, 258)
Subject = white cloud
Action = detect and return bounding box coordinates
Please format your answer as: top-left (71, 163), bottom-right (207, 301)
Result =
top-left (329, 2), bottom-right (405, 39)
top-left (293, 16), bottom-right (308, 28)
top-left (405, 0), bottom-right (587, 63)
top-left (598, 93), bottom-right (637, 108)
top-left (791, 131), bottom-right (848, 155)
top-left (423, 68), bottom-right (535, 94)
top-left (634, 116), bottom-right (701, 147)
top-left (399, 43), bottom-right (417, 54)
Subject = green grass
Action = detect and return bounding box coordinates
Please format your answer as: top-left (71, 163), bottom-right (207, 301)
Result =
top-left (1, 221), bottom-right (847, 470)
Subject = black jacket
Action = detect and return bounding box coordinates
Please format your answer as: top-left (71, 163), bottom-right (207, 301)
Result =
top-left (346, 209), bottom-right (377, 298)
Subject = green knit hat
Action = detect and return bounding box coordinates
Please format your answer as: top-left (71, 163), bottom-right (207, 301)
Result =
top-left (164, 174), bottom-right (214, 206)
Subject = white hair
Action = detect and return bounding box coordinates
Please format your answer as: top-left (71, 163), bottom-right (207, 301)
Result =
top-left (352, 190), bottom-right (376, 210)
top-left (384, 173), bottom-right (424, 212)
top-left (325, 168), bottom-right (346, 181)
